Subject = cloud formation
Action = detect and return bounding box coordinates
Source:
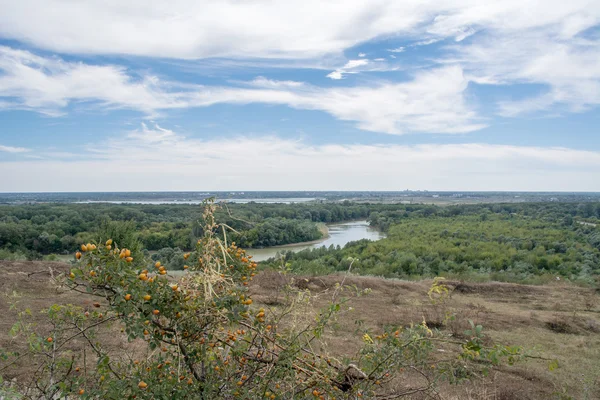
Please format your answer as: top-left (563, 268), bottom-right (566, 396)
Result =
top-left (2, 124), bottom-right (599, 191)
top-left (326, 59), bottom-right (370, 80)
top-left (0, 46), bottom-right (196, 116)
top-left (452, 30), bottom-right (600, 116)
top-left (0, 48), bottom-right (484, 135)
top-left (0, 144), bottom-right (29, 153)
top-left (1, 1), bottom-right (596, 59)
top-left (0, 1), bottom-right (598, 130)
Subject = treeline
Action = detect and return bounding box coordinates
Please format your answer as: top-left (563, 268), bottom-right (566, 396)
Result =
top-left (2, 201), bottom-right (599, 285)
top-left (368, 202), bottom-right (600, 231)
top-left (0, 202), bottom-right (384, 259)
top-left (228, 218), bottom-right (322, 248)
top-left (262, 203), bottom-right (600, 285)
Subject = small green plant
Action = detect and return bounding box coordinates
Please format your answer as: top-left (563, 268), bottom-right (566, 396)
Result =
top-left (428, 277), bottom-right (450, 304)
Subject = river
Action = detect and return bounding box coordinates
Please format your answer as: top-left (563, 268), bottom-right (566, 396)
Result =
top-left (246, 220), bottom-right (385, 262)
top-left (75, 198), bottom-right (317, 205)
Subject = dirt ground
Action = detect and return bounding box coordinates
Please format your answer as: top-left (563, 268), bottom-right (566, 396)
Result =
top-left (1, 260), bottom-right (599, 399)
top-left (248, 271), bottom-right (600, 399)
top-left (0, 261), bottom-right (144, 392)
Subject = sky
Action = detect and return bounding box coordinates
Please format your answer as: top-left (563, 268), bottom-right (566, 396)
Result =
top-left (0, 0), bottom-right (599, 192)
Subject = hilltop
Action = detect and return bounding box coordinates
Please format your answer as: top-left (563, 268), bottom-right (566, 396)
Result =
top-left (1, 260), bottom-right (598, 399)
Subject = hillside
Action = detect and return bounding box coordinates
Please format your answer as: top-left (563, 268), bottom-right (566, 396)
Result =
top-left (1, 260), bottom-right (599, 399)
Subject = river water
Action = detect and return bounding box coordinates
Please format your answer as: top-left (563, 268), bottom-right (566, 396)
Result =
top-left (246, 220), bottom-right (385, 262)
top-left (76, 198), bottom-right (317, 205)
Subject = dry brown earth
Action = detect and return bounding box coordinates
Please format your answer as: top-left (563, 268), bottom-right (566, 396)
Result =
top-left (1, 261), bottom-right (599, 399)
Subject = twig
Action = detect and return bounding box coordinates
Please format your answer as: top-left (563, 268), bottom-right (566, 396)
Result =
top-left (332, 258), bottom-right (355, 302)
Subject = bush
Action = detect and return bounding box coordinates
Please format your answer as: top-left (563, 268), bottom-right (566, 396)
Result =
top-left (0, 248), bottom-right (27, 261)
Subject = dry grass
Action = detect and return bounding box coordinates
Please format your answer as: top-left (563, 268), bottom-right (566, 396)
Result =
top-left (1, 261), bottom-right (599, 399)
top-left (0, 261), bottom-right (146, 387)
top-left (248, 272), bottom-right (600, 399)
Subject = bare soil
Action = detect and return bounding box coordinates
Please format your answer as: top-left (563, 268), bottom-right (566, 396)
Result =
top-left (1, 261), bottom-right (599, 399)
top-left (248, 271), bottom-right (600, 399)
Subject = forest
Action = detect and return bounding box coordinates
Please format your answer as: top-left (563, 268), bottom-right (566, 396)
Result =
top-left (260, 202), bottom-right (600, 284)
top-left (0, 202), bottom-right (382, 259)
top-left (0, 201), bottom-right (599, 285)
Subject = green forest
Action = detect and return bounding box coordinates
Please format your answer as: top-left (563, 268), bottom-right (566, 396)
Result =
top-left (1, 201), bottom-right (599, 284)
top-left (260, 202), bottom-right (600, 284)
top-left (0, 202), bottom-right (377, 258)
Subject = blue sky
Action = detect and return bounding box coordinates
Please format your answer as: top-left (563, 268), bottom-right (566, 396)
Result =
top-left (0, 0), bottom-right (599, 192)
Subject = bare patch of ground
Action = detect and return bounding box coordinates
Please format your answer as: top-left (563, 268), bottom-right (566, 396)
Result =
top-left (248, 272), bottom-right (600, 399)
top-left (0, 261), bottom-right (142, 388)
top-left (1, 261), bottom-right (599, 399)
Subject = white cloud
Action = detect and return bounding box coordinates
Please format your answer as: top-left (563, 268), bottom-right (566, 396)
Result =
top-left (0, 46), bottom-right (193, 116)
top-left (344, 60), bottom-right (369, 69)
top-left (0, 1), bottom-right (434, 59)
top-left (1, 1), bottom-right (596, 60)
top-left (325, 57), bottom-right (402, 80)
top-left (411, 38), bottom-right (442, 47)
top-left (451, 31), bottom-right (600, 116)
top-left (326, 59), bottom-right (372, 79)
top-left (245, 77), bottom-right (306, 89)
top-left (454, 27), bottom-right (477, 42)
top-left (218, 66), bottom-right (485, 134)
top-left (427, 1), bottom-right (600, 116)
top-left (2, 124), bottom-right (599, 191)
top-left (387, 47), bottom-right (405, 53)
top-left (0, 144), bottom-right (29, 153)
top-left (0, 1), bottom-right (597, 121)
top-left (0, 48), bottom-right (483, 135)
top-left (326, 71), bottom-right (343, 80)
top-left (425, 1), bottom-right (599, 39)
top-left (358, 53), bottom-right (366, 57)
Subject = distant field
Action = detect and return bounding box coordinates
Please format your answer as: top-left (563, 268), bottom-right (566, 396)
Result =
top-left (2, 191), bottom-right (600, 205)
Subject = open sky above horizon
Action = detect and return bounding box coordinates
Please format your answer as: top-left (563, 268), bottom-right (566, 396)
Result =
top-left (0, 1), bottom-right (599, 192)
